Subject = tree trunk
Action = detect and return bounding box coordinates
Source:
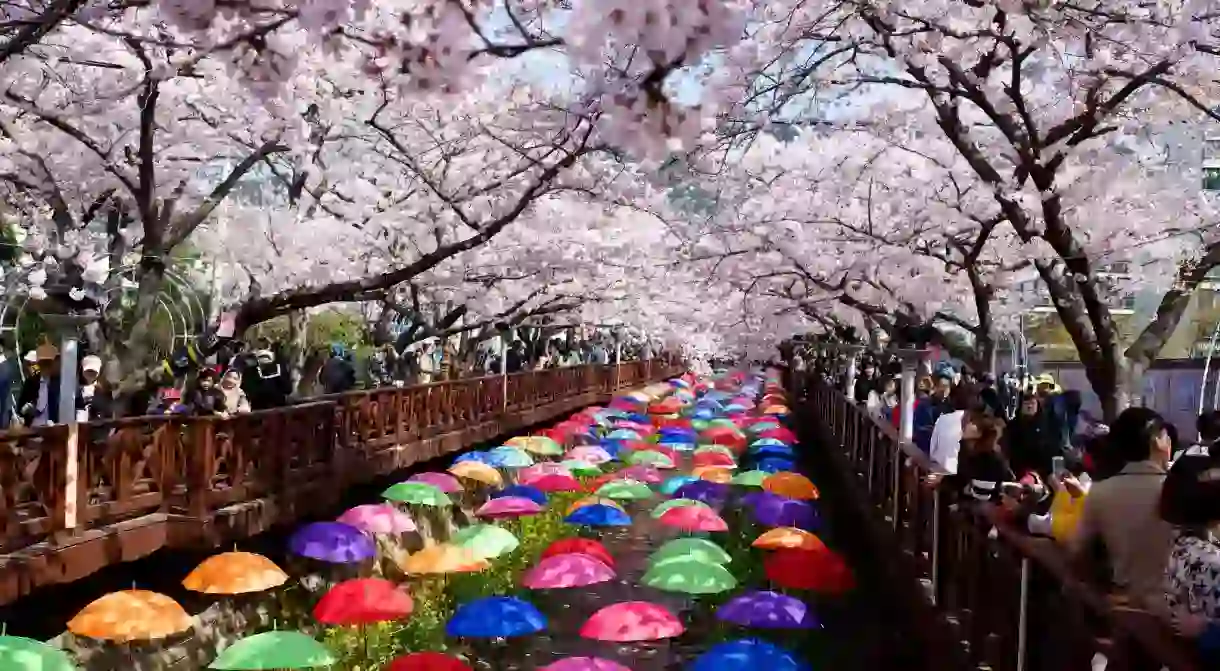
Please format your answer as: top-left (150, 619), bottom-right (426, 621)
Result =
top-left (286, 311), bottom-right (310, 397)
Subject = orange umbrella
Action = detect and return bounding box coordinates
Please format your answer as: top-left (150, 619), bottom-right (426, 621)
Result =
top-left (566, 497), bottom-right (625, 515)
top-left (397, 544), bottom-right (489, 576)
top-left (447, 461), bottom-right (504, 487)
top-left (68, 590), bottom-right (192, 642)
top-left (752, 527), bottom-right (829, 553)
top-left (182, 551), bottom-right (288, 595)
top-left (692, 466), bottom-right (733, 484)
top-left (762, 472), bottom-right (819, 500)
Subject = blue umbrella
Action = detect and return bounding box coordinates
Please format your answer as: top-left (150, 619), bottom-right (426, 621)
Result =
top-left (724, 404), bottom-right (747, 413)
top-left (625, 413), bottom-right (651, 424)
top-left (491, 484), bottom-right (548, 506)
top-left (608, 429), bottom-right (641, 441)
top-left (750, 438), bottom-right (790, 449)
top-left (446, 596), bottom-right (547, 638)
top-left (675, 481), bottom-right (730, 506)
top-left (693, 408), bottom-right (718, 420)
top-left (288, 522), bottom-right (376, 563)
top-left (565, 504), bottom-right (632, 527)
top-left (755, 458), bottom-right (797, 473)
top-left (598, 439), bottom-right (625, 458)
top-left (689, 639), bottom-right (809, 671)
top-left (489, 446), bottom-right (534, 468)
top-left (455, 451), bottom-right (498, 466)
top-left (659, 429), bottom-right (696, 442)
top-left (716, 591), bottom-right (819, 629)
top-left (749, 444), bottom-right (795, 459)
top-left (659, 475), bottom-right (698, 496)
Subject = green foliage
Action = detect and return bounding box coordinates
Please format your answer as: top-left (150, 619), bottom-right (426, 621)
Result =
top-left (250, 310), bottom-right (369, 350)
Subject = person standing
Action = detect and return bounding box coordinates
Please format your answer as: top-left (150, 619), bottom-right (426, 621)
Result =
top-left (0, 339), bottom-right (17, 429)
top-left (18, 344), bottom-right (82, 427)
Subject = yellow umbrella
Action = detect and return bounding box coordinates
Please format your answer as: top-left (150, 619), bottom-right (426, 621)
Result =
top-left (565, 496), bottom-right (625, 515)
top-left (183, 551), bottom-right (288, 595)
top-left (398, 544), bottom-right (490, 575)
top-left (692, 466), bottom-right (733, 484)
top-left (504, 436), bottom-right (563, 456)
top-left (752, 527), bottom-right (828, 552)
top-left (762, 472), bottom-right (819, 500)
top-left (68, 590), bottom-right (192, 642)
top-left (447, 461), bottom-right (504, 487)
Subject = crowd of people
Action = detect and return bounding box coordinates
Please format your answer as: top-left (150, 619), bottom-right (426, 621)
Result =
top-left (802, 353), bottom-right (1220, 661)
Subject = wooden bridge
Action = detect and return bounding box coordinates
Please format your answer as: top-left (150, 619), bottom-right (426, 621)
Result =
top-left (795, 375), bottom-right (1202, 671)
top-left (0, 360), bottom-right (683, 605)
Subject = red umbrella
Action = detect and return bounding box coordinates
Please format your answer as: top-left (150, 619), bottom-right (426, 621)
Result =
top-left (693, 452), bottom-right (736, 469)
top-left (763, 548), bottom-right (854, 594)
top-left (313, 578), bottom-right (414, 625)
top-left (532, 473), bottom-right (583, 493)
top-left (586, 473), bottom-right (623, 492)
top-left (759, 427), bottom-right (797, 443)
top-left (702, 427), bottom-right (746, 451)
top-left (387, 652), bottom-right (473, 671)
top-left (655, 417), bottom-right (692, 430)
top-left (541, 538), bottom-right (615, 568)
top-left (649, 398), bottom-right (682, 415)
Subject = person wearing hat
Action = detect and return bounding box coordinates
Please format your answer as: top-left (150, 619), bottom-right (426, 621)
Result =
top-left (16, 343), bottom-right (83, 427)
top-left (1160, 443), bottom-right (1220, 659)
top-left (77, 355), bottom-right (111, 421)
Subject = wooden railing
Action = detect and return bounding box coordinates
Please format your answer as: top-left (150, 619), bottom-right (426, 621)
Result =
top-left (801, 376), bottom-right (1200, 671)
top-left (0, 360), bottom-right (681, 590)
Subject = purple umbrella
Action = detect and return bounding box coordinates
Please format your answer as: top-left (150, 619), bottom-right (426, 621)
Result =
top-left (740, 490), bottom-right (784, 510)
top-left (751, 496), bottom-right (819, 530)
top-left (674, 480), bottom-right (730, 506)
top-left (716, 590), bottom-right (818, 629)
top-left (409, 472), bottom-right (463, 493)
top-left (288, 522), bottom-right (377, 563)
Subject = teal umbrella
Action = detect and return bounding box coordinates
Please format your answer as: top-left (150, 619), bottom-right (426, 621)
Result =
top-left (0, 636), bottom-right (76, 671)
top-left (210, 631), bottom-right (337, 669)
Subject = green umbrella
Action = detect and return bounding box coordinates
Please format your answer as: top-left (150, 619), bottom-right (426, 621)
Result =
top-left (748, 422), bottom-right (781, 435)
top-left (690, 419), bottom-right (712, 431)
top-left (452, 524), bottom-right (519, 560)
top-left (706, 419), bottom-right (739, 431)
top-left (561, 459), bottom-right (602, 477)
top-left (626, 450), bottom-right (675, 468)
top-left (641, 557), bottom-right (737, 595)
top-left (210, 631), bottom-right (337, 670)
top-left (730, 470), bottom-right (771, 487)
top-left (595, 480), bottom-right (654, 500)
top-left (381, 482), bottom-right (451, 507)
top-left (0, 635), bottom-right (76, 671)
top-left (694, 445), bottom-right (735, 457)
top-left (650, 537), bottom-right (732, 566)
top-left (650, 498), bottom-right (710, 519)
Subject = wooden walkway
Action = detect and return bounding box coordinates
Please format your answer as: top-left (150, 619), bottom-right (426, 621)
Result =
top-left (0, 360), bottom-right (683, 605)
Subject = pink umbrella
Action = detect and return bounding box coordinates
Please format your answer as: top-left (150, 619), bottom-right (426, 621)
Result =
top-left (520, 463), bottom-right (571, 482)
top-left (566, 446), bottom-right (613, 465)
top-left (336, 504), bottom-right (417, 534)
top-left (477, 496), bottom-right (543, 519)
top-left (541, 658), bottom-right (632, 671)
top-left (581, 602), bottom-right (685, 641)
top-left (658, 505), bottom-right (728, 532)
top-left (409, 472), bottom-right (462, 493)
top-left (523, 553), bottom-right (616, 589)
top-left (530, 473), bottom-right (583, 493)
top-left (613, 421), bottom-right (653, 434)
top-left (619, 465), bottom-right (663, 484)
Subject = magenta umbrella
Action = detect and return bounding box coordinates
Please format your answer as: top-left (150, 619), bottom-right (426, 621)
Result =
top-left (541, 658), bottom-right (632, 671)
top-left (523, 553), bottom-right (616, 589)
top-left (336, 504), bottom-right (417, 534)
top-left (658, 506), bottom-right (728, 532)
top-left (520, 463), bottom-right (571, 482)
top-left (477, 496), bottom-right (543, 519)
top-left (409, 472), bottom-right (463, 493)
top-left (581, 601), bottom-right (684, 641)
top-left (619, 465), bottom-right (663, 484)
top-left (566, 446), bottom-right (613, 465)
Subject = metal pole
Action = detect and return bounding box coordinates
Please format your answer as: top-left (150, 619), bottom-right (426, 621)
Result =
top-left (500, 330), bottom-right (509, 411)
top-left (899, 366), bottom-right (916, 443)
top-left (845, 352), bottom-right (858, 399)
top-left (1199, 319), bottom-right (1220, 424)
top-left (56, 329), bottom-right (80, 530)
top-left (930, 488), bottom-right (941, 606)
top-left (1016, 558), bottom-right (1031, 671)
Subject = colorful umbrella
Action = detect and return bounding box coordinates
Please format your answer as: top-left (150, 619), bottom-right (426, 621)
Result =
top-left (489, 446), bottom-right (535, 468)
top-left (693, 466), bottom-right (734, 484)
top-left (730, 470), bottom-right (770, 487)
top-left (689, 639), bottom-right (809, 671)
top-left (595, 479), bottom-right (654, 500)
top-left (506, 435), bottom-right (564, 456)
top-left (580, 602), bottom-right (684, 641)
top-left (523, 553), bottom-right (616, 589)
top-left (531, 473), bottom-right (583, 493)
top-left (387, 652), bottom-right (473, 671)
top-left (694, 444), bottom-right (735, 457)
top-left (566, 446), bottom-right (613, 465)
top-left (762, 405), bottom-right (790, 416)
top-left (67, 590), bottom-right (191, 642)
top-left (752, 527), bottom-right (828, 553)
top-left (693, 452), bottom-right (737, 469)
top-left (756, 457), bottom-right (797, 473)
top-left (659, 475), bottom-right (698, 495)
top-left (452, 524), bottom-right (520, 560)
top-left (313, 578), bottom-right (414, 625)
top-left (751, 496), bottom-right (819, 530)
top-left (608, 429), bottom-right (642, 441)
top-left (625, 450), bottom-right (675, 469)
top-left (758, 427), bottom-right (796, 443)
top-left (337, 504), bottom-right (417, 534)
top-left (446, 597), bottom-right (547, 637)
top-left (649, 537), bottom-right (731, 566)
top-left (408, 472), bottom-right (463, 493)
top-left (399, 544), bottom-right (489, 575)
top-left (382, 482), bottom-right (452, 507)
top-left (0, 635), bottom-right (76, 671)
top-left (491, 484), bottom-right (549, 505)
top-left (289, 522), bottom-right (377, 563)
top-left (762, 473), bottom-right (819, 500)
top-left (566, 497), bottom-right (625, 515)
top-left (541, 657), bottom-right (632, 671)
top-left (565, 504), bottom-right (632, 527)
top-left (448, 460), bottom-right (504, 487)
top-left (763, 549), bottom-right (854, 594)
top-left (561, 459), bottom-right (602, 476)
top-left (749, 444), bottom-right (796, 460)
top-left (454, 451), bottom-right (497, 466)
top-left (209, 631), bottom-right (337, 670)
top-left (716, 591), bottom-right (817, 630)
top-left (650, 498), bottom-right (709, 519)
top-left (619, 464), bottom-right (664, 484)
top-left (657, 505), bottom-right (728, 532)
top-left (541, 537), bottom-right (615, 567)
top-left (477, 496), bottom-right (543, 519)
top-left (182, 551), bottom-right (288, 595)
top-left (674, 480), bottom-right (730, 505)
top-left (749, 438), bottom-right (790, 449)
top-left (521, 463), bottom-right (574, 481)
top-left (642, 557), bottom-right (736, 595)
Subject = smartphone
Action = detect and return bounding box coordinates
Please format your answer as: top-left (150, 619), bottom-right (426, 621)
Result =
top-left (1051, 456), bottom-right (1067, 480)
